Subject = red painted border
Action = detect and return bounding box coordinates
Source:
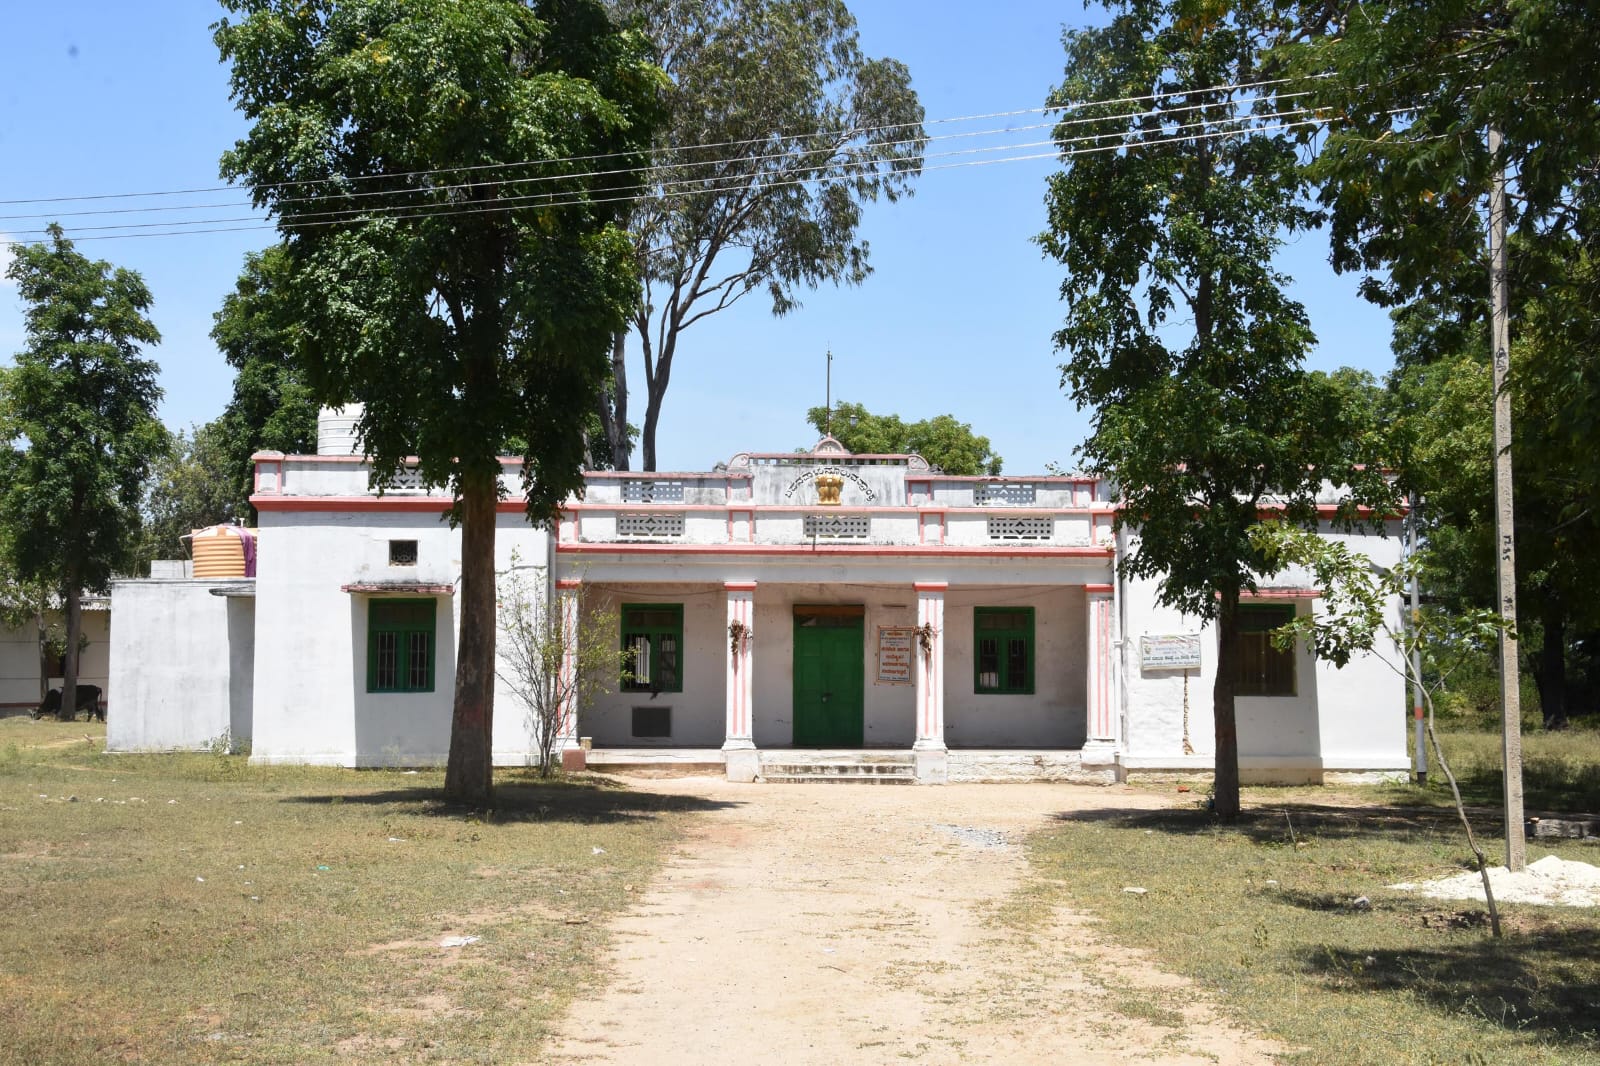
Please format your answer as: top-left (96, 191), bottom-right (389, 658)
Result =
top-left (1242, 587), bottom-right (1321, 599)
top-left (724, 581), bottom-right (758, 591)
top-left (561, 543), bottom-right (1114, 559)
top-left (1083, 583), bottom-right (1114, 594)
top-left (341, 582), bottom-right (454, 594)
top-left (556, 579), bottom-right (582, 590)
top-left (913, 581), bottom-right (949, 592)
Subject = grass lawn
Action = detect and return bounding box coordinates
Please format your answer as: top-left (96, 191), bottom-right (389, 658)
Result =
top-left (0, 716), bottom-right (718, 1066)
top-left (1020, 772), bottom-right (1600, 1066)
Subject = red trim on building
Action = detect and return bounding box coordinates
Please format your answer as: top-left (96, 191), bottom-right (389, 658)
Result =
top-left (555, 579), bottom-right (582, 590)
top-left (560, 543), bottom-right (1114, 559)
top-left (341, 582), bottom-right (454, 594)
top-left (724, 581), bottom-right (757, 591)
top-left (913, 582), bottom-right (949, 592)
top-left (1083, 583), bottom-right (1114, 594)
top-left (1242, 587), bottom-right (1321, 599)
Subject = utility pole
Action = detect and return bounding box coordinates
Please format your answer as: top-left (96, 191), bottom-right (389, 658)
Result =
top-left (1488, 126), bottom-right (1526, 871)
top-left (1409, 491), bottom-right (1426, 785)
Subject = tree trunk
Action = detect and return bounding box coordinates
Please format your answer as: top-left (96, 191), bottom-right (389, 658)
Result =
top-left (1537, 599), bottom-right (1568, 731)
top-left (34, 608), bottom-right (49, 707)
top-left (60, 583), bottom-right (81, 722)
top-left (596, 330), bottom-right (631, 471)
top-left (1212, 591), bottom-right (1241, 821)
top-left (640, 333), bottom-right (675, 472)
top-left (444, 470), bottom-right (498, 806)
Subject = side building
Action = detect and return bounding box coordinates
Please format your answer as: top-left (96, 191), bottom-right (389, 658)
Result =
top-left (108, 411), bottom-right (1407, 784)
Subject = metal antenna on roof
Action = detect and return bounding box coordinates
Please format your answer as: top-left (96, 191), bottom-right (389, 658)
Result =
top-left (825, 349), bottom-right (833, 436)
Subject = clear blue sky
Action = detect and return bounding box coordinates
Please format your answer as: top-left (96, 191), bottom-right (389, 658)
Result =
top-left (0, 1), bottom-right (1395, 475)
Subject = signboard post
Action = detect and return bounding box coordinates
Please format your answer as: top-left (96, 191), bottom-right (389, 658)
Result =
top-left (1140, 634), bottom-right (1202, 672)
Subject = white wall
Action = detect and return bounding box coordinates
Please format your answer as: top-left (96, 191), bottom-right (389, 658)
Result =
top-left (1116, 523), bottom-right (1408, 779)
top-left (581, 582), bottom-right (727, 747)
top-left (943, 586), bottom-right (1088, 748)
top-left (107, 580), bottom-right (248, 750)
top-left (0, 611), bottom-right (111, 713)
top-left (251, 508), bottom-right (551, 767)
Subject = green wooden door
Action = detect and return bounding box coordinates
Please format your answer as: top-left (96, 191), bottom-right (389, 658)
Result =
top-left (792, 609), bottom-right (864, 746)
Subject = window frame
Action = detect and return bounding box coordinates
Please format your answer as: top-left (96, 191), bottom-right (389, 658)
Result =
top-left (974, 606), bottom-right (1035, 695)
top-left (620, 603), bottom-right (684, 694)
top-left (366, 598), bottom-right (437, 693)
top-left (1229, 603), bottom-right (1298, 698)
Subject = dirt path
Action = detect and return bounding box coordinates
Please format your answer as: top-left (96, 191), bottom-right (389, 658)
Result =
top-left (546, 779), bottom-right (1282, 1065)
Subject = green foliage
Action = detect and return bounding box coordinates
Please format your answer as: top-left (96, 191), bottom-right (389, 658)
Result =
top-left (1038, 0), bottom-right (1395, 818)
top-left (600, 0), bottom-right (925, 469)
top-left (209, 244), bottom-right (319, 519)
top-left (0, 226), bottom-right (169, 595)
top-left (216, 0), bottom-right (664, 802)
top-left (140, 422), bottom-right (249, 567)
top-left (215, 0), bottom-right (661, 519)
top-left (804, 401), bottom-right (1002, 475)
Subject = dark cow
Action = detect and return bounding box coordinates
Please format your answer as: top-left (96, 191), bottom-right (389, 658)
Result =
top-left (34, 685), bottom-right (104, 722)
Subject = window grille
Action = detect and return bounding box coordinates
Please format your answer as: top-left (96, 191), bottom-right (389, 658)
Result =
top-left (388, 540), bottom-right (418, 566)
top-left (367, 599), bottom-right (436, 693)
top-left (621, 479), bottom-right (685, 503)
top-left (622, 605), bottom-right (683, 693)
top-left (975, 483), bottom-right (1036, 506)
top-left (803, 514), bottom-right (870, 539)
top-left (617, 512), bottom-right (685, 539)
top-left (986, 515), bottom-right (1052, 541)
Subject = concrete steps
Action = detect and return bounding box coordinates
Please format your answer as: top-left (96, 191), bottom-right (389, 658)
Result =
top-left (759, 753), bottom-right (917, 785)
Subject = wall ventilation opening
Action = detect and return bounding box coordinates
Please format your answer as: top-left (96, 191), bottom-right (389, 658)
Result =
top-left (986, 516), bottom-right (1052, 541)
top-left (803, 514), bottom-right (870, 539)
top-left (976, 483), bottom-right (1037, 506)
top-left (631, 706), bottom-right (672, 738)
top-left (388, 540), bottom-right (419, 566)
top-left (617, 512), bottom-right (686, 539)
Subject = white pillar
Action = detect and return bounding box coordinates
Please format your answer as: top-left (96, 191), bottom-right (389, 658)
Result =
top-left (555, 579), bottom-right (581, 752)
top-left (1082, 583), bottom-right (1117, 766)
top-left (723, 581), bottom-right (759, 782)
top-left (913, 582), bottom-right (948, 784)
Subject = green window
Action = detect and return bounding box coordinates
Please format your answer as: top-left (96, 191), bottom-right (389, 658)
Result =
top-left (367, 599), bottom-right (436, 693)
top-left (1230, 604), bottom-right (1297, 697)
top-left (622, 604), bottom-right (683, 693)
top-left (975, 607), bottom-right (1034, 694)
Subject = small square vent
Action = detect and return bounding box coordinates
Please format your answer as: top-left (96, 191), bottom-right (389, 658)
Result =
top-left (388, 539), bottom-right (419, 566)
top-left (631, 706), bottom-right (672, 738)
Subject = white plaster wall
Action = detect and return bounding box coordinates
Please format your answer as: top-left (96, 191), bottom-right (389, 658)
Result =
top-left (252, 508), bottom-right (550, 766)
top-left (1117, 523), bottom-right (1408, 775)
top-left (943, 586), bottom-right (1087, 748)
top-left (1, 611), bottom-right (111, 712)
top-left (580, 582), bottom-right (726, 747)
top-left (107, 581), bottom-right (244, 750)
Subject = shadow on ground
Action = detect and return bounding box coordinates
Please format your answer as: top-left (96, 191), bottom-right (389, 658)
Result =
top-left (1050, 803), bottom-right (1501, 844)
top-left (283, 774), bottom-right (740, 824)
top-left (1304, 927), bottom-right (1600, 1044)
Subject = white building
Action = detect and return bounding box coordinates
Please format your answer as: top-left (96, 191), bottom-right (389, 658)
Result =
top-left (108, 412), bottom-right (1408, 785)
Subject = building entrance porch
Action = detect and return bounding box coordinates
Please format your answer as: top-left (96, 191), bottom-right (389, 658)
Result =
top-left (570, 576), bottom-right (1119, 784)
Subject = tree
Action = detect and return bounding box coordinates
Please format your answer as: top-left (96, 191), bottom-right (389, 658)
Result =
top-left (215, 0), bottom-right (662, 804)
top-left (496, 559), bottom-right (630, 775)
top-left (1290, 2), bottom-right (1600, 728)
top-left (209, 244), bottom-right (319, 521)
top-left (597, 0), bottom-right (925, 470)
top-left (1037, 0), bottom-right (1394, 820)
top-left (140, 423), bottom-right (246, 567)
top-left (804, 401), bottom-right (1002, 475)
top-left (1251, 523), bottom-right (1509, 936)
top-left (0, 225), bottom-right (168, 720)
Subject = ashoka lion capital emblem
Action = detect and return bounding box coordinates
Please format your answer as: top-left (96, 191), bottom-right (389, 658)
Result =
top-left (814, 472), bottom-right (844, 506)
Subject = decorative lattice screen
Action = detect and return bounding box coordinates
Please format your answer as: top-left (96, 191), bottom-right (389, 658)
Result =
top-left (617, 512), bottom-right (686, 539)
top-left (385, 467), bottom-right (427, 492)
top-left (622, 479), bottom-right (686, 503)
top-left (804, 514), bottom-right (871, 539)
top-left (975, 483), bottom-right (1036, 506)
top-left (987, 515), bottom-right (1052, 541)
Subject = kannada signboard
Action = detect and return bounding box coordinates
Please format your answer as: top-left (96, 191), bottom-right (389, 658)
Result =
top-left (1141, 633), bottom-right (1202, 671)
top-left (877, 627), bottom-right (914, 685)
